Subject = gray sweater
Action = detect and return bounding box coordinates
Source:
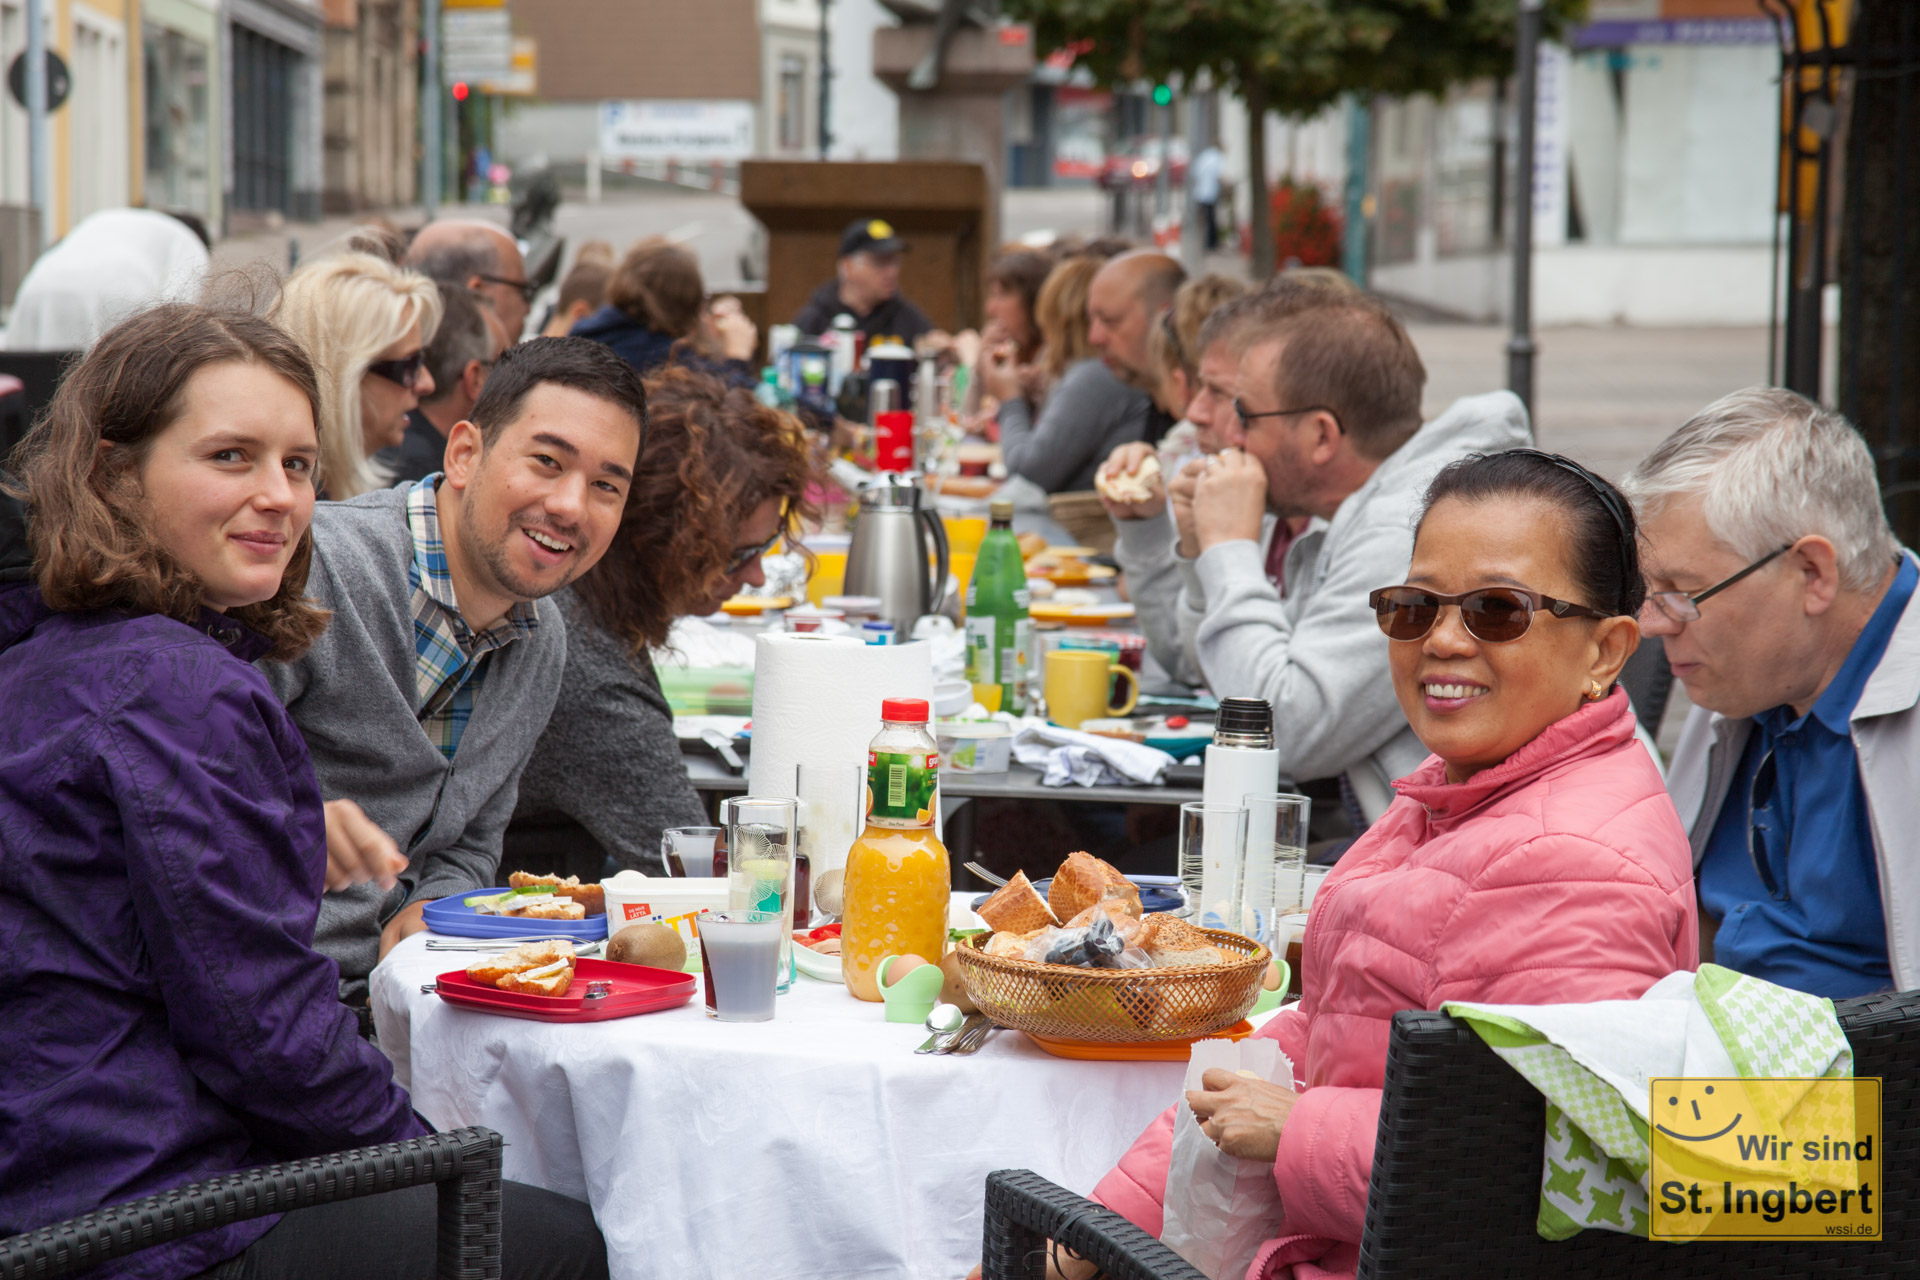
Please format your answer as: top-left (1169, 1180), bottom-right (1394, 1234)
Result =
top-left (262, 485), bottom-right (567, 991)
top-left (998, 357), bottom-right (1151, 493)
top-left (507, 589), bottom-right (707, 876)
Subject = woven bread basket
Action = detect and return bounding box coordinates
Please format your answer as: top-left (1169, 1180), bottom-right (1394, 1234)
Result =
top-left (953, 929), bottom-right (1270, 1043)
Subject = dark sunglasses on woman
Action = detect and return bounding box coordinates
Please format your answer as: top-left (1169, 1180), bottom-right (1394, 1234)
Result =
top-left (366, 350), bottom-right (426, 387)
top-left (1369, 585), bottom-right (1611, 644)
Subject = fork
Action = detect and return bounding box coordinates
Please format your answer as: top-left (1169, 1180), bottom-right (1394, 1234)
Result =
top-left (964, 862), bottom-right (1009, 888)
top-left (947, 1017), bottom-right (1000, 1055)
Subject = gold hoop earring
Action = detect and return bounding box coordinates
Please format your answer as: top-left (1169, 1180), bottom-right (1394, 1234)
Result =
top-left (1587, 682), bottom-right (1606, 701)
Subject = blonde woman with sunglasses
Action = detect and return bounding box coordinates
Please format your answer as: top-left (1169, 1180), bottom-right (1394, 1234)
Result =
top-left (273, 252), bottom-right (442, 499)
top-left (1079, 450), bottom-right (1697, 1280)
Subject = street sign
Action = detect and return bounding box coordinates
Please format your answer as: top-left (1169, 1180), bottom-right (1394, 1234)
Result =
top-left (6, 49), bottom-right (70, 112)
top-left (442, 7), bottom-right (511, 83)
top-left (477, 36), bottom-right (536, 97)
top-left (599, 101), bottom-right (754, 161)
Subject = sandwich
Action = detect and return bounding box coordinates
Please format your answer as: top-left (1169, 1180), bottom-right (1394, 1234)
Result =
top-left (1094, 453), bottom-right (1162, 505)
top-left (466, 888), bottom-right (586, 920)
top-left (976, 870), bottom-right (1060, 934)
top-left (1048, 852), bottom-right (1141, 924)
top-left (507, 871), bottom-right (607, 917)
top-left (466, 939), bottom-right (577, 995)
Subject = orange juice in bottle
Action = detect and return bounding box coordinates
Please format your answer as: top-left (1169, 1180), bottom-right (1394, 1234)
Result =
top-left (841, 697), bottom-right (951, 1001)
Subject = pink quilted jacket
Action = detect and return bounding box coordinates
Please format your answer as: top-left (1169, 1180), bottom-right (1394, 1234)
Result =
top-left (1091, 689), bottom-right (1698, 1279)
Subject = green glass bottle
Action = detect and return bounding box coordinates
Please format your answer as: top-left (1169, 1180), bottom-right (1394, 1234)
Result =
top-left (963, 499), bottom-right (1032, 714)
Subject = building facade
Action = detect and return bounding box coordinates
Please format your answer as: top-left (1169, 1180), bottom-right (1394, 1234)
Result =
top-left (226, 0), bottom-right (325, 222)
top-left (321, 0), bottom-right (417, 213)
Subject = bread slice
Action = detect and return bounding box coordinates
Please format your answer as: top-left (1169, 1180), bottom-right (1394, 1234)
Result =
top-left (556, 883), bottom-right (605, 916)
top-left (508, 871), bottom-right (606, 917)
top-left (1140, 913), bottom-right (1226, 968)
top-left (508, 871), bottom-right (567, 889)
top-left (500, 895), bottom-right (586, 920)
top-left (976, 870), bottom-right (1060, 934)
top-left (1048, 852), bottom-right (1141, 923)
top-left (466, 939), bottom-right (573, 987)
top-left (495, 957), bottom-right (575, 997)
top-left (1067, 898), bottom-right (1143, 946)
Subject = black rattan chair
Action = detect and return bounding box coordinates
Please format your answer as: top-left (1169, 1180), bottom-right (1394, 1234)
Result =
top-left (0, 1126), bottom-right (504, 1280)
top-left (1620, 635), bottom-right (1675, 734)
top-left (983, 989), bottom-right (1920, 1279)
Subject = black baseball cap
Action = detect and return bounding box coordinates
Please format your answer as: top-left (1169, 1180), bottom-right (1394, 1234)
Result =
top-left (840, 217), bottom-right (907, 258)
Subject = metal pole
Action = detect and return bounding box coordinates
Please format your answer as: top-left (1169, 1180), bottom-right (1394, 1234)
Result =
top-left (421, 0), bottom-right (441, 217)
top-left (1154, 96), bottom-right (1173, 224)
top-left (25, 0), bottom-right (49, 248)
top-left (1179, 79), bottom-right (1209, 270)
top-left (1507, 0), bottom-right (1543, 418)
top-left (817, 0), bottom-right (833, 159)
top-left (1340, 95), bottom-right (1370, 284)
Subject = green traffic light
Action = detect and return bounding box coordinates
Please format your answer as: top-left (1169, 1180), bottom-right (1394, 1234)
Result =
top-left (1152, 84), bottom-right (1172, 106)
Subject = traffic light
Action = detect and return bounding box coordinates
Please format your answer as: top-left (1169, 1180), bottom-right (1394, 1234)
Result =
top-left (1151, 83), bottom-right (1172, 107)
top-left (451, 81), bottom-right (470, 102)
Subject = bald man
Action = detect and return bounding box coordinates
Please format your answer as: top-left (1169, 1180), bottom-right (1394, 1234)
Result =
top-left (1087, 251), bottom-right (1187, 391)
top-left (407, 219), bottom-right (532, 341)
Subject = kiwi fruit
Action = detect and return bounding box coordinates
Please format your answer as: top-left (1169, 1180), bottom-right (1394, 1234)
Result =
top-left (606, 921), bottom-right (686, 971)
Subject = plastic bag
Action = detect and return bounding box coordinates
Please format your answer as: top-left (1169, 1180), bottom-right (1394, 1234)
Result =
top-left (1161, 1038), bottom-right (1292, 1280)
top-left (1103, 946), bottom-right (1154, 970)
top-left (1040, 913), bottom-right (1125, 967)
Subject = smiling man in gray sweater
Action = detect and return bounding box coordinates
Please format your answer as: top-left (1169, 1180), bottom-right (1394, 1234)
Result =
top-left (265, 338), bottom-right (647, 999)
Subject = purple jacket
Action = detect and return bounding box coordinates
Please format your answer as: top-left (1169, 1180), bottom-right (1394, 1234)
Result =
top-left (0, 584), bottom-right (427, 1279)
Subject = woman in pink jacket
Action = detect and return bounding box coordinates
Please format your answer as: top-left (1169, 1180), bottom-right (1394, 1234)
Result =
top-left (1081, 450), bottom-right (1699, 1280)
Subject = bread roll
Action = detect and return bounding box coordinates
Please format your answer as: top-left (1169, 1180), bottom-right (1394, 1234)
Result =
top-left (1094, 454), bottom-right (1161, 504)
top-left (1067, 898), bottom-right (1143, 945)
top-left (466, 939), bottom-right (574, 987)
top-left (507, 871), bottom-right (606, 917)
top-left (977, 870), bottom-right (1059, 934)
top-left (495, 957), bottom-right (575, 996)
top-left (1048, 852), bottom-right (1140, 923)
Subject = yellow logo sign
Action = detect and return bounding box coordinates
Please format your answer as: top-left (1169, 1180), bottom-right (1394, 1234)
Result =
top-left (868, 219), bottom-right (894, 240)
top-left (1649, 1077), bottom-right (1881, 1241)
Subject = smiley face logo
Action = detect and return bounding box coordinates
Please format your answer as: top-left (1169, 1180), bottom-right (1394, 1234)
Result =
top-left (1657, 1084), bottom-right (1743, 1143)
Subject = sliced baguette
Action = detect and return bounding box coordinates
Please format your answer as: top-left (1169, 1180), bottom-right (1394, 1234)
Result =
top-left (1140, 913), bottom-right (1226, 968)
top-left (976, 870), bottom-right (1059, 934)
top-left (1048, 852), bottom-right (1141, 923)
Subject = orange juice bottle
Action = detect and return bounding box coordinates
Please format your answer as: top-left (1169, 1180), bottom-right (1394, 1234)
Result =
top-left (841, 697), bottom-right (951, 1001)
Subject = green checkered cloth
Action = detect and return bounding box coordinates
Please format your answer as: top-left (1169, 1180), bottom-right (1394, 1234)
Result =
top-left (405, 475), bottom-right (539, 758)
top-left (1443, 964), bottom-right (1850, 1241)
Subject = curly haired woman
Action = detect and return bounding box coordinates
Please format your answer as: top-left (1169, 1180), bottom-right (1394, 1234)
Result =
top-left (506, 364), bottom-right (819, 876)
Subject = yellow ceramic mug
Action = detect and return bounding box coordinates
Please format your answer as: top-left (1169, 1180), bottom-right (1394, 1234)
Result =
top-left (1045, 649), bottom-right (1139, 729)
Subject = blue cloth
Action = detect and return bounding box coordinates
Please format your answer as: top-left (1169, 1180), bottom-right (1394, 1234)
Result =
top-left (0, 583), bottom-right (425, 1279)
top-left (569, 304), bottom-right (756, 387)
top-left (1700, 555), bottom-right (1916, 997)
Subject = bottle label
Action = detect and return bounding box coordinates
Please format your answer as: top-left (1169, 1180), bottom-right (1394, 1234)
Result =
top-left (964, 615), bottom-right (996, 685)
top-left (868, 748), bottom-right (938, 828)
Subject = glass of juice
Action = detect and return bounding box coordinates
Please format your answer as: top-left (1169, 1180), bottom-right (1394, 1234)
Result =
top-left (720, 795), bottom-right (799, 992)
top-left (698, 911), bottom-right (783, 1022)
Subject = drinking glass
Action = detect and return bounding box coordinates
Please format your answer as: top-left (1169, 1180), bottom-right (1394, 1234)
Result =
top-left (1178, 802), bottom-right (1249, 931)
top-left (796, 761), bottom-right (865, 921)
top-left (660, 825), bottom-right (722, 879)
top-left (721, 795), bottom-right (799, 992)
top-left (1240, 793), bottom-right (1312, 952)
top-left (698, 910), bottom-right (783, 1022)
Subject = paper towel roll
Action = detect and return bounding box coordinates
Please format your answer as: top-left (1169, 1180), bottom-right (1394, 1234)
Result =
top-left (748, 633), bottom-right (935, 801)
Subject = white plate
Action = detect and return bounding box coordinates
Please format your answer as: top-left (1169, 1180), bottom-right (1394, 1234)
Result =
top-left (793, 942), bottom-right (843, 983)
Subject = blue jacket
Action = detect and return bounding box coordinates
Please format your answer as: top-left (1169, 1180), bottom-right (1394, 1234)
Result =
top-left (0, 584), bottom-right (425, 1279)
top-left (570, 304), bottom-right (755, 387)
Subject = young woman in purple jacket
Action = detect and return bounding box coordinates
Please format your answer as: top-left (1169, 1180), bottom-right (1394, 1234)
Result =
top-left (0, 305), bottom-right (606, 1280)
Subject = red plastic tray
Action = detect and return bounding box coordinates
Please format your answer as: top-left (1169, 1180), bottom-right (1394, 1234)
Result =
top-left (434, 957), bottom-right (695, 1023)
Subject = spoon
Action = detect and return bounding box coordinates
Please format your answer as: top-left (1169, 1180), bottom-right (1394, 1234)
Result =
top-left (914, 1002), bottom-right (966, 1054)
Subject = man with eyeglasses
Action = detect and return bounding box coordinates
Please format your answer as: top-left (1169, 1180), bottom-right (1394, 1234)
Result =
top-left (1169, 287), bottom-right (1528, 821)
top-left (1623, 387), bottom-right (1919, 998)
top-left (407, 218), bottom-right (535, 342)
top-left (378, 283), bottom-right (510, 484)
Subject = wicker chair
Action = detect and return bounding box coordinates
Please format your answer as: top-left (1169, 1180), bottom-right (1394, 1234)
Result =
top-left (0, 1127), bottom-right (504, 1280)
top-left (983, 989), bottom-right (1920, 1279)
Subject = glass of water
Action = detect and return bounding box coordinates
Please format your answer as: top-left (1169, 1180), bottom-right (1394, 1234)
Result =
top-left (1240, 793), bottom-right (1312, 953)
top-left (795, 762), bottom-right (864, 920)
top-left (660, 825), bottom-right (722, 878)
top-left (720, 796), bottom-right (799, 992)
top-left (1178, 802), bottom-right (1249, 931)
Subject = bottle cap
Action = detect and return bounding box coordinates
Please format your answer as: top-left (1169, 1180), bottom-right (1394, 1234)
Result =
top-left (990, 499), bottom-right (1014, 521)
top-left (1214, 697), bottom-right (1274, 738)
top-left (881, 697), bottom-right (929, 722)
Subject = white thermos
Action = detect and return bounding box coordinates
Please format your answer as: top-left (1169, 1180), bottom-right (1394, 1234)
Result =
top-left (1198, 698), bottom-right (1281, 928)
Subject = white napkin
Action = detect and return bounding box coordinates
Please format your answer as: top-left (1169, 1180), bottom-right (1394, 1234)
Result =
top-left (1011, 721), bottom-right (1175, 787)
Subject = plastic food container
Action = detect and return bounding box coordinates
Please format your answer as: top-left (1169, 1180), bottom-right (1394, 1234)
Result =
top-left (602, 874), bottom-right (730, 928)
top-left (934, 719), bottom-right (1014, 773)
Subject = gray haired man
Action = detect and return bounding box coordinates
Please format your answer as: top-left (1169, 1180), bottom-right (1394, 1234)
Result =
top-left (1624, 387), bottom-right (1919, 997)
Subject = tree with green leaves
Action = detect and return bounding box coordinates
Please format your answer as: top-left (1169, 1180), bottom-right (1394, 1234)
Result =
top-left (1002, 0), bottom-right (1587, 277)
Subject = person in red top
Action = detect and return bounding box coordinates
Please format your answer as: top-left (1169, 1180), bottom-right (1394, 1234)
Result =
top-left (975, 450), bottom-right (1698, 1280)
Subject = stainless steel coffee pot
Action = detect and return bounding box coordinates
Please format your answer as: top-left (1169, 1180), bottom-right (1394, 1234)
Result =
top-left (842, 476), bottom-right (951, 633)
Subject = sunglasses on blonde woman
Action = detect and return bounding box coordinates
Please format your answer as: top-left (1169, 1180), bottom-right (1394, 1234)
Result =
top-left (1369, 585), bottom-right (1611, 644)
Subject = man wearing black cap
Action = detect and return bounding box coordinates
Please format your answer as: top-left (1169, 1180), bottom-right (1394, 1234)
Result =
top-left (792, 217), bottom-right (935, 344)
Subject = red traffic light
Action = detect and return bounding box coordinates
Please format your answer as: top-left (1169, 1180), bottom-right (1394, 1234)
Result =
top-left (451, 81), bottom-right (469, 101)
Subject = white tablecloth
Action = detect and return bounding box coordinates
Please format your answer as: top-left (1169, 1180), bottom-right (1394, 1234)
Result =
top-left (369, 905), bottom-right (1196, 1280)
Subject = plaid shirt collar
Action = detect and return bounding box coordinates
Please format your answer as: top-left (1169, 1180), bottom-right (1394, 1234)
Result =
top-left (406, 475), bottom-right (539, 656)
